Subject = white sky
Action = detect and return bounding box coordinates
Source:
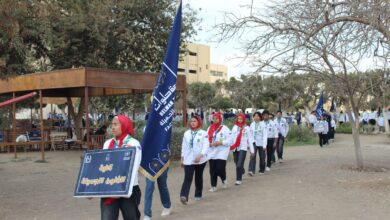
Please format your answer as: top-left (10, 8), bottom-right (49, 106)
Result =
top-left (183, 0), bottom-right (388, 78)
top-left (184, 0), bottom-right (262, 78)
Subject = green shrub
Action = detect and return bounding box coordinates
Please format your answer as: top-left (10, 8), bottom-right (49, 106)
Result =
top-left (287, 124), bottom-right (317, 142)
top-left (336, 123), bottom-right (352, 134)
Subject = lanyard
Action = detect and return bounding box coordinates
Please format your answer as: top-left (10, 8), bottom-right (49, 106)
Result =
top-left (189, 130), bottom-right (199, 149)
top-left (254, 122), bottom-right (260, 136)
top-left (212, 126), bottom-right (223, 142)
top-left (114, 135), bottom-right (132, 148)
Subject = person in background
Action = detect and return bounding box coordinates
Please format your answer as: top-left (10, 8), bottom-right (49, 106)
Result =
top-left (207, 112), bottom-right (232, 192)
top-left (230, 113), bottom-right (254, 185)
top-left (295, 110), bottom-right (302, 126)
top-left (378, 113), bottom-right (385, 133)
top-left (248, 112), bottom-right (268, 175)
top-left (101, 115), bottom-right (142, 220)
top-left (309, 111), bottom-right (317, 128)
top-left (329, 117), bottom-right (337, 141)
top-left (387, 108), bottom-right (390, 126)
top-left (314, 115), bottom-right (329, 147)
top-left (368, 109), bottom-right (377, 132)
top-left (275, 110), bottom-right (289, 163)
top-left (262, 110), bottom-right (278, 171)
top-left (338, 111), bottom-right (345, 125)
top-left (143, 122), bottom-right (172, 220)
top-left (179, 116), bottom-right (209, 204)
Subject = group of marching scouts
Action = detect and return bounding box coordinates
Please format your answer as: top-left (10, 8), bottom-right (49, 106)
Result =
top-left (179, 110), bottom-right (289, 205)
top-left (98, 111), bottom-right (289, 220)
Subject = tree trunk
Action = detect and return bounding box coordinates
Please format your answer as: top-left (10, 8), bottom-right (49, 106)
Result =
top-left (345, 100), bottom-right (364, 170)
top-left (382, 100), bottom-right (389, 133)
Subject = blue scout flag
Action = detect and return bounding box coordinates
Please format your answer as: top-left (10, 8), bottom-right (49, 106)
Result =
top-left (316, 92), bottom-right (324, 117)
top-left (140, 2), bottom-right (182, 180)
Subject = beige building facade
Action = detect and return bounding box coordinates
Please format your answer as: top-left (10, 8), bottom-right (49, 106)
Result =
top-left (178, 43), bottom-right (228, 84)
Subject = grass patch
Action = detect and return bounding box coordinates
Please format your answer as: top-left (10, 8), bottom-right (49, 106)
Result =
top-left (11, 158), bottom-right (32, 162)
top-left (285, 137), bottom-right (317, 147)
top-left (34, 159), bottom-right (49, 163)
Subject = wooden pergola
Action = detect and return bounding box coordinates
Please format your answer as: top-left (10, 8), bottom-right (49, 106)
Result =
top-left (0, 67), bottom-right (187, 160)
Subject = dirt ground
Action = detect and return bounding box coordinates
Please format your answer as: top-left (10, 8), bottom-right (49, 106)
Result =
top-left (1, 133), bottom-right (390, 220)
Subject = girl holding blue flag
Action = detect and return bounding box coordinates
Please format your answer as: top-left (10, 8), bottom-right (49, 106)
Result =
top-left (207, 112), bottom-right (232, 192)
top-left (179, 116), bottom-right (209, 204)
top-left (230, 113), bottom-right (254, 185)
top-left (101, 115), bottom-right (142, 220)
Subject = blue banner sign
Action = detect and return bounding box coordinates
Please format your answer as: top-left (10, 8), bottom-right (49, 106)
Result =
top-left (74, 148), bottom-right (137, 198)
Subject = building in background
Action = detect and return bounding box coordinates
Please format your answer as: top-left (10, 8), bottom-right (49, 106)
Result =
top-left (178, 42), bottom-right (228, 84)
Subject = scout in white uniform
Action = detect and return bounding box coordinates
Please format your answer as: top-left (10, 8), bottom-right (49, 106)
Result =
top-left (179, 116), bottom-right (209, 204)
top-left (230, 113), bottom-right (254, 185)
top-left (101, 115), bottom-right (142, 220)
top-left (313, 115), bottom-right (329, 147)
top-left (206, 112), bottom-right (232, 192)
top-left (248, 112), bottom-right (268, 175)
top-left (275, 110), bottom-right (289, 163)
top-left (262, 110), bottom-right (278, 171)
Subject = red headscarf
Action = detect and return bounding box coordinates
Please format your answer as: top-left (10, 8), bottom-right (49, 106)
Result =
top-left (208, 112), bottom-right (223, 143)
top-left (105, 115), bottom-right (135, 205)
top-left (230, 113), bottom-right (246, 150)
top-left (108, 115), bottom-right (135, 149)
top-left (190, 116), bottom-right (202, 131)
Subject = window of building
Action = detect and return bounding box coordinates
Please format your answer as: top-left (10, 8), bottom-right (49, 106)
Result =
top-left (178, 68), bottom-right (185, 72)
top-left (199, 67), bottom-right (202, 72)
top-left (189, 51), bottom-right (197, 56)
top-left (210, 71), bottom-right (223, 77)
top-left (206, 64), bottom-right (208, 70)
top-left (189, 70), bottom-right (197, 74)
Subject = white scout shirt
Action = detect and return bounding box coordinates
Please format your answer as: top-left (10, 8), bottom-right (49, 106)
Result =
top-left (275, 117), bottom-right (289, 138)
top-left (181, 129), bottom-right (209, 165)
top-left (231, 125), bottom-right (254, 153)
top-left (331, 119), bottom-right (337, 128)
top-left (249, 121), bottom-right (267, 148)
top-left (309, 114), bottom-right (318, 124)
top-left (206, 125), bottom-right (232, 160)
top-left (264, 120), bottom-right (278, 139)
top-left (103, 136), bottom-right (141, 186)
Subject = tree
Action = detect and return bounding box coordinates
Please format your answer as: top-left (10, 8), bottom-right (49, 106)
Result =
top-left (216, 0), bottom-right (390, 169)
top-left (187, 82), bottom-right (217, 109)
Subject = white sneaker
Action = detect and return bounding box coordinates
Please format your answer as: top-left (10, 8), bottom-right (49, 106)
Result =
top-left (279, 159), bottom-right (283, 163)
top-left (222, 180), bottom-right (228, 189)
top-left (180, 196), bottom-right (187, 205)
top-left (259, 172), bottom-right (265, 175)
top-left (248, 171), bottom-right (254, 176)
top-left (235, 180), bottom-right (242, 185)
top-left (209, 187), bottom-right (217, 192)
top-left (143, 216), bottom-right (152, 220)
top-left (161, 207), bottom-right (171, 216)
top-left (194, 197), bottom-right (202, 201)
top-left (265, 167), bottom-right (271, 172)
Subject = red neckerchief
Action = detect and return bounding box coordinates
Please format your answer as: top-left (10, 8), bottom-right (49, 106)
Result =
top-left (208, 112), bottom-right (222, 143)
top-left (230, 113), bottom-right (246, 150)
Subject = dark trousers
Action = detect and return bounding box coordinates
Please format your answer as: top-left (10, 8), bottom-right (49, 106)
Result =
top-left (180, 163), bottom-right (206, 200)
top-left (233, 150), bottom-right (247, 181)
top-left (277, 134), bottom-right (285, 160)
top-left (329, 127), bottom-right (335, 139)
top-left (248, 146), bottom-right (266, 173)
top-left (266, 138), bottom-right (275, 168)
top-left (101, 186), bottom-right (141, 220)
top-left (318, 133), bottom-right (327, 147)
top-left (209, 159), bottom-right (227, 187)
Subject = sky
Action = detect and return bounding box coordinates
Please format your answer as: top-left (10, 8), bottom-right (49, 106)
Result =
top-left (183, 0), bottom-right (388, 78)
top-left (183, 0), bottom-right (263, 78)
